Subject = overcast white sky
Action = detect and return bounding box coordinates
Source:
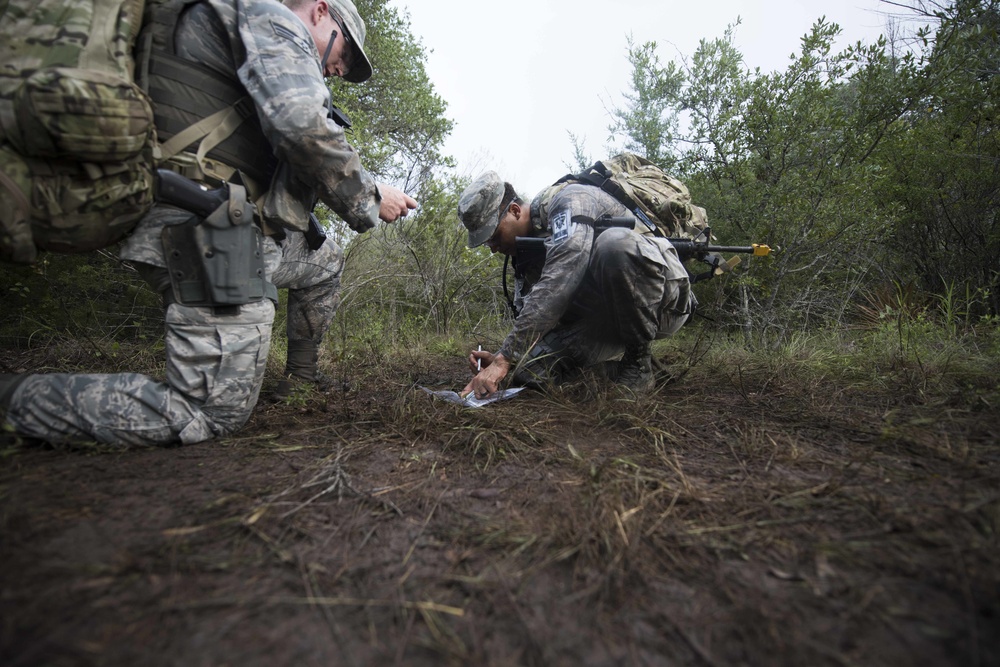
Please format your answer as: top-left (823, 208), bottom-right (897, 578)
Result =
top-left (386, 0), bottom-right (892, 196)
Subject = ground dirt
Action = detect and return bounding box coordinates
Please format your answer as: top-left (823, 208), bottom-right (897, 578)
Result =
top-left (1, 345), bottom-right (998, 667)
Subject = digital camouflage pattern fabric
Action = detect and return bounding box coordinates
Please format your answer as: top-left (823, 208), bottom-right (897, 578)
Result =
top-left (500, 185), bottom-right (693, 381)
top-left (530, 152), bottom-right (711, 242)
top-left (271, 237), bottom-right (344, 345)
top-left (2, 0), bottom-right (366, 446)
top-left (458, 170), bottom-right (505, 247)
top-left (5, 296), bottom-right (276, 446)
top-left (4, 204), bottom-right (344, 446)
top-left (142, 0), bottom-right (382, 234)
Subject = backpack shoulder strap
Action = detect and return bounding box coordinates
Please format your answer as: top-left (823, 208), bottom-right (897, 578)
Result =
top-left (136, 0), bottom-right (275, 188)
top-left (570, 161), bottom-right (661, 236)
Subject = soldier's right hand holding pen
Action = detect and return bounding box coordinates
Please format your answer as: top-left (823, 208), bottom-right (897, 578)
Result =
top-left (461, 346), bottom-right (509, 398)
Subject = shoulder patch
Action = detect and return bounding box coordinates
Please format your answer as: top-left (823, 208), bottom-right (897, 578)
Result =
top-left (270, 20), bottom-right (314, 56)
top-left (550, 209), bottom-right (574, 245)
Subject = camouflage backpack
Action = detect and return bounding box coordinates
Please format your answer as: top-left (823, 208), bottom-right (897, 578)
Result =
top-left (533, 152), bottom-right (710, 241)
top-left (0, 0), bottom-right (156, 264)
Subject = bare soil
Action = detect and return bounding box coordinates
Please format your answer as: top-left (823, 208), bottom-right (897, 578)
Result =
top-left (1, 345), bottom-right (998, 666)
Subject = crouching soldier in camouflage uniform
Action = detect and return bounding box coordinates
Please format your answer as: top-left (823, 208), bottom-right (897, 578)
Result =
top-left (458, 172), bottom-right (694, 397)
top-left (0, 0), bottom-right (416, 446)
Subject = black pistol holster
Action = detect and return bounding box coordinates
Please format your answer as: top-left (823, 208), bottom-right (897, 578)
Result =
top-left (159, 171), bottom-right (276, 310)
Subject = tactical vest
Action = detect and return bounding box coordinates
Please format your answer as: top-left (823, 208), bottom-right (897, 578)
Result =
top-left (134, 0), bottom-right (277, 194)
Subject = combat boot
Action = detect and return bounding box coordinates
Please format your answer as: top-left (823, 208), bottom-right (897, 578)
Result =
top-left (272, 340), bottom-right (331, 401)
top-left (616, 343), bottom-right (655, 392)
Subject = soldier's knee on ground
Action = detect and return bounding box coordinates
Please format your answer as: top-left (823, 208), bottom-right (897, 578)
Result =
top-left (205, 405), bottom-right (256, 437)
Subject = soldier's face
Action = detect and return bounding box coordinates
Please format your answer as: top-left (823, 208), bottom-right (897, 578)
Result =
top-left (483, 221), bottom-right (506, 255)
top-left (320, 29), bottom-right (353, 78)
top-left (311, 1), bottom-right (355, 78)
top-left (326, 14), bottom-right (356, 77)
top-left (485, 203), bottom-right (528, 256)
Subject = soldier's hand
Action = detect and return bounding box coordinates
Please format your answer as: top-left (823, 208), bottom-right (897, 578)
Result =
top-left (468, 348), bottom-right (494, 375)
top-left (377, 183), bottom-right (417, 223)
top-left (462, 353), bottom-right (510, 399)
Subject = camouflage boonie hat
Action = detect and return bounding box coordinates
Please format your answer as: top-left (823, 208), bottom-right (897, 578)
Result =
top-left (327, 0), bottom-right (373, 83)
top-left (458, 171), bottom-right (505, 248)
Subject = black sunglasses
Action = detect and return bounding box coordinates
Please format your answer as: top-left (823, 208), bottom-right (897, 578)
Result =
top-left (330, 14), bottom-right (355, 71)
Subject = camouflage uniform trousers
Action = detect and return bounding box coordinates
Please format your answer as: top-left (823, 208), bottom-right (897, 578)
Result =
top-left (3, 300), bottom-right (275, 447)
top-left (271, 232), bottom-right (343, 353)
top-left (2, 209), bottom-right (342, 447)
top-left (513, 227), bottom-right (691, 386)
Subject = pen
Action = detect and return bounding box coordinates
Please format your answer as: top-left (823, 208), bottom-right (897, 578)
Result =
top-left (476, 345), bottom-right (482, 372)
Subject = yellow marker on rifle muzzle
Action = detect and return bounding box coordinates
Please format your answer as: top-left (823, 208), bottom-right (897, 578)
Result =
top-left (719, 244), bottom-right (775, 275)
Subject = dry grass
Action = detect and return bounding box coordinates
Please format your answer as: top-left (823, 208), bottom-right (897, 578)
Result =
top-left (1, 330), bottom-right (998, 666)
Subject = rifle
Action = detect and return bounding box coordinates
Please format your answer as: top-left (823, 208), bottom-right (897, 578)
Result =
top-left (504, 215), bottom-right (776, 313)
top-left (664, 236), bottom-right (774, 284)
top-left (515, 215), bottom-right (774, 280)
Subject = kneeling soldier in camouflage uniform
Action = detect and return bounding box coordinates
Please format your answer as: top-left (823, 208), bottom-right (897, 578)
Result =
top-left (0, 0), bottom-right (416, 446)
top-left (458, 172), bottom-right (695, 397)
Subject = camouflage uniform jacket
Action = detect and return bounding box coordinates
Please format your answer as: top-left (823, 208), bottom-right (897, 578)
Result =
top-left (166, 0), bottom-right (380, 233)
top-left (499, 184), bottom-right (636, 362)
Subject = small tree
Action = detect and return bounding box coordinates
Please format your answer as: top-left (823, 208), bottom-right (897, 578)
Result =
top-left (872, 0), bottom-right (1000, 316)
top-left (608, 17), bottom-right (934, 339)
top-left (336, 174), bottom-right (506, 350)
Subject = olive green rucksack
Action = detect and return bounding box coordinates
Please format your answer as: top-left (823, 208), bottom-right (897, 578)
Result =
top-left (0, 0), bottom-right (156, 264)
top-left (533, 152), bottom-right (710, 241)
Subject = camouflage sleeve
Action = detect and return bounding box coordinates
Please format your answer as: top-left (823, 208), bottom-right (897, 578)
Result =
top-left (498, 199), bottom-right (594, 363)
top-left (228, 0), bottom-right (380, 231)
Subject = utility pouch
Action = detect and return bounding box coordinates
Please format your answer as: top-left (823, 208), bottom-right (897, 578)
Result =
top-left (161, 183), bottom-right (275, 307)
top-left (305, 212), bottom-right (327, 251)
top-left (0, 0), bottom-right (155, 264)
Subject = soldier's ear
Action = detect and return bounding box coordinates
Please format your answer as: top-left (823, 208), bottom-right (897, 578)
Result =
top-left (312, 0), bottom-right (328, 24)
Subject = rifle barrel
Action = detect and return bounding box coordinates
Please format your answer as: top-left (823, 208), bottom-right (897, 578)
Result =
top-left (669, 240), bottom-right (773, 257)
top-left (515, 235), bottom-right (773, 263)
top-left (700, 245), bottom-right (755, 253)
